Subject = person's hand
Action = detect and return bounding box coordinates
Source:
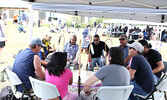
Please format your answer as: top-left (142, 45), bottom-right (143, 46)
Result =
top-left (74, 61), bottom-right (78, 65)
top-left (67, 58), bottom-right (72, 61)
top-left (89, 62), bottom-right (92, 67)
top-left (85, 89), bottom-right (92, 96)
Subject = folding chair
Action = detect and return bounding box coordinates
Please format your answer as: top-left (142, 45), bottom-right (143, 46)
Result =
top-left (134, 79), bottom-right (167, 100)
top-left (5, 66), bottom-right (34, 100)
top-left (29, 76), bottom-right (62, 100)
top-left (95, 85), bottom-right (134, 100)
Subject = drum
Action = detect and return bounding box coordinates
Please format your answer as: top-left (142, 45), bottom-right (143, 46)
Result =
top-left (68, 70), bottom-right (101, 92)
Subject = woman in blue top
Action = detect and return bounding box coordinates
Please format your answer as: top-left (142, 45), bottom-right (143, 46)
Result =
top-left (81, 25), bottom-right (91, 53)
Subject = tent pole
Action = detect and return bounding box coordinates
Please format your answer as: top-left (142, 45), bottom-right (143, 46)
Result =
top-left (28, 2), bottom-right (33, 42)
top-left (160, 24), bottom-right (163, 41)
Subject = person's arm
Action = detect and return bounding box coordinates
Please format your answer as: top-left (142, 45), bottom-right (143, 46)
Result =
top-left (129, 69), bottom-right (136, 79)
top-left (34, 55), bottom-right (45, 79)
top-left (69, 76), bottom-right (73, 85)
top-left (124, 55), bottom-right (132, 65)
top-left (88, 54), bottom-right (92, 67)
top-left (84, 75), bottom-right (99, 96)
top-left (41, 60), bottom-right (48, 67)
top-left (152, 61), bottom-right (164, 74)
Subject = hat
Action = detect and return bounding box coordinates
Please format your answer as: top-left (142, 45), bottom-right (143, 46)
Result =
top-left (29, 38), bottom-right (46, 47)
top-left (127, 42), bottom-right (143, 53)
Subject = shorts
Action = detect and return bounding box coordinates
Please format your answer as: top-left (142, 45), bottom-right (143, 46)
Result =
top-left (0, 41), bottom-right (5, 48)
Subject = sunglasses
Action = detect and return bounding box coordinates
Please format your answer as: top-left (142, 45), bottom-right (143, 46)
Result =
top-left (119, 38), bottom-right (125, 41)
top-left (94, 39), bottom-right (99, 42)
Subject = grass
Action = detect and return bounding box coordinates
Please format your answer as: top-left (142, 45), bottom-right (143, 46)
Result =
top-left (0, 21), bottom-right (167, 91)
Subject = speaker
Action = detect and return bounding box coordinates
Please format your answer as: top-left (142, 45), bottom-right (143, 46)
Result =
top-left (75, 11), bottom-right (78, 16)
top-left (162, 15), bottom-right (165, 20)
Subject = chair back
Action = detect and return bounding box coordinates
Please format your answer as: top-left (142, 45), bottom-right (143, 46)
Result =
top-left (29, 76), bottom-right (61, 99)
top-left (156, 79), bottom-right (167, 92)
top-left (96, 85), bottom-right (134, 100)
top-left (5, 68), bottom-right (22, 85)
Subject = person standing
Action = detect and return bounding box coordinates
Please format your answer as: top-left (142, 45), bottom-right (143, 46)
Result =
top-left (3, 10), bottom-right (7, 25)
top-left (128, 42), bottom-right (154, 100)
top-left (118, 34), bottom-right (131, 67)
top-left (13, 38), bottom-right (45, 92)
top-left (81, 25), bottom-right (91, 53)
top-left (0, 13), bottom-right (7, 64)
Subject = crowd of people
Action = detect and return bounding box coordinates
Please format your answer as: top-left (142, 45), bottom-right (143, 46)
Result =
top-left (0, 10), bottom-right (166, 99)
top-left (9, 28), bottom-right (165, 100)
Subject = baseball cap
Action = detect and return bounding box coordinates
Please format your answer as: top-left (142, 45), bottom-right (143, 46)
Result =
top-left (127, 42), bottom-right (143, 53)
top-left (29, 38), bottom-right (46, 47)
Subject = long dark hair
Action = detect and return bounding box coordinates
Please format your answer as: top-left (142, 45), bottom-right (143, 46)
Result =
top-left (46, 52), bottom-right (67, 76)
top-left (109, 47), bottom-right (124, 66)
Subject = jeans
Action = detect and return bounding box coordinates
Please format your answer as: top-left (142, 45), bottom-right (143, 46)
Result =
top-left (153, 74), bottom-right (158, 84)
top-left (88, 57), bottom-right (105, 71)
top-left (129, 80), bottom-right (149, 100)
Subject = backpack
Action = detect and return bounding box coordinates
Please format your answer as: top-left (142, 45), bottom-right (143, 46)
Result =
top-left (0, 86), bottom-right (17, 100)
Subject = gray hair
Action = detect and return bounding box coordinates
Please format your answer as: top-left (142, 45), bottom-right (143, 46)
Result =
top-left (120, 34), bottom-right (127, 39)
top-left (70, 35), bottom-right (77, 40)
top-left (29, 44), bottom-right (36, 49)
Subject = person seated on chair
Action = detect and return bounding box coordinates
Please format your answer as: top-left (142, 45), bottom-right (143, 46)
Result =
top-left (38, 34), bottom-right (55, 67)
top-left (13, 38), bottom-right (45, 93)
top-left (64, 35), bottom-right (80, 70)
top-left (80, 47), bottom-right (130, 100)
top-left (88, 35), bottom-right (109, 71)
top-left (128, 42), bottom-right (154, 100)
top-left (139, 39), bottom-right (164, 83)
top-left (45, 52), bottom-right (78, 100)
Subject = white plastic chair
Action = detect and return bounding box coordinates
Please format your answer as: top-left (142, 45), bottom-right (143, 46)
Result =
top-left (29, 76), bottom-right (62, 100)
top-left (5, 66), bottom-right (34, 100)
top-left (95, 85), bottom-right (134, 100)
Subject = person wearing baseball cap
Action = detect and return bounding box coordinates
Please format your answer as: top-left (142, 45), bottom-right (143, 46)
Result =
top-left (139, 39), bottom-right (164, 81)
top-left (12, 38), bottom-right (45, 93)
top-left (128, 42), bottom-right (154, 100)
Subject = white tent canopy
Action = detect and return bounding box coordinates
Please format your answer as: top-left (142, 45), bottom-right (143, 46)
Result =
top-left (22, 0), bottom-right (167, 40)
top-left (24, 0), bottom-right (167, 9)
top-left (32, 3), bottom-right (167, 23)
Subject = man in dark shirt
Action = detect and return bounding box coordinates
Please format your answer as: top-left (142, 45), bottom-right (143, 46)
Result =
top-left (139, 39), bottom-right (164, 82)
top-left (13, 38), bottom-right (45, 92)
top-left (87, 35), bottom-right (109, 71)
top-left (128, 42), bottom-right (154, 100)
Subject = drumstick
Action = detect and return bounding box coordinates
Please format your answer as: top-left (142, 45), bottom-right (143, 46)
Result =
top-left (61, 34), bottom-right (65, 51)
top-left (78, 39), bottom-right (82, 96)
top-left (56, 35), bottom-right (61, 52)
top-left (105, 38), bottom-right (113, 65)
top-left (86, 36), bottom-right (92, 70)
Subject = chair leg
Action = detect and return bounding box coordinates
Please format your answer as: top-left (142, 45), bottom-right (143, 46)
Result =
top-left (164, 91), bottom-right (167, 100)
top-left (152, 94), bottom-right (155, 100)
top-left (21, 90), bottom-right (25, 100)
